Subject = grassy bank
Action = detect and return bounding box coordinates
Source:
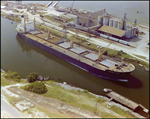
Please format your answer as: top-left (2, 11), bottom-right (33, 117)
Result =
top-left (1, 71), bottom-right (137, 118)
top-left (1, 71), bottom-right (27, 86)
top-left (44, 15), bottom-right (75, 23)
top-left (41, 80), bottom-right (136, 118)
top-left (1, 12), bottom-right (21, 22)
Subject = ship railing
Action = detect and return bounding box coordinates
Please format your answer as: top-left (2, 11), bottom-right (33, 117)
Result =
top-left (28, 33), bottom-right (107, 71)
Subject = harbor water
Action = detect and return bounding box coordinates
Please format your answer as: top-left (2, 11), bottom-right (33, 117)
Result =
top-left (23, 1), bottom-right (149, 26)
top-left (1, 15), bottom-right (149, 110)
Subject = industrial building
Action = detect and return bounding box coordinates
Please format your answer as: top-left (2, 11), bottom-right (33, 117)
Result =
top-left (73, 9), bottom-right (138, 39)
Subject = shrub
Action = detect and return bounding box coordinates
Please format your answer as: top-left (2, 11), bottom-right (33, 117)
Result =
top-left (4, 75), bottom-right (8, 78)
top-left (8, 75), bottom-right (13, 78)
top-left (12, 72), bottom-right (18, 77)
top-left (15, 78), bottom-right (21, 82)
top-left (7, 70), bottom-right (12, 73)
top-left (16, 75), bottom-right (21, 79)
top-left (27, 72), bottom-right (39, 83)
top-left (23, 81), bottom-right (48, 94)
top-left (96, 97), bottom-right (106, 103)
top-left (83, 90), bottom-right (89, 93)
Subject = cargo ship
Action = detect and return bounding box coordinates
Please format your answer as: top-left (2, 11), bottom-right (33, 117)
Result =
top-left (15, 16), bottom-right (135, 82)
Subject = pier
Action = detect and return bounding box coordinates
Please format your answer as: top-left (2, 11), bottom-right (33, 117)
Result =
top-left (103, 88), bottom-right (149, 113)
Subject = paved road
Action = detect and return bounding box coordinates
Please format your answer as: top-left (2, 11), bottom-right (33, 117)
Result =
top-left (1, 98), bottom-right (23, 118)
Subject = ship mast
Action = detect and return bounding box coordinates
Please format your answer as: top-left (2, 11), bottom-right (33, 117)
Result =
top-left (15, 19), bottom-right (17, 29)
top-left (70, 41), bottom-right (74, 48)
top-left (34, 17), bottom-right (36, 30)
top-left (121, 58), bottom-right (125, 67)
top-left (47, 30), bottom-right (50, 39)
top-left (27, 15), bottom-right (29, 22)
top-left (24, 17), bottom-right (26, 33)
top-left (98, 42), bottom-right (112, 61)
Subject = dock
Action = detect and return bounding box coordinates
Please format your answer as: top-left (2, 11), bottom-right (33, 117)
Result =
top-left (103, 88), bottom-right (149, 113)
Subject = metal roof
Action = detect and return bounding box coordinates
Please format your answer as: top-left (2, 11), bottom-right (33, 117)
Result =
top-left (100, 59), bottom-right (117, 68)
top-left (70, 46), bottom-right (86, 54)
top-left (58, 42), bottom-right (70, 49)
top-left (98, 25), bottom-right (126, 37)
top-left (29, 30), bottom-right (41, 35)
top-left (85, 53), bottom-right (98, 61)
top-left (79, 9), bottom-right (105, 25)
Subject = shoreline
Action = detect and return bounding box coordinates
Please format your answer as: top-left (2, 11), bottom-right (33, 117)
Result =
top-left (1, 69), bottom-right (147, 118)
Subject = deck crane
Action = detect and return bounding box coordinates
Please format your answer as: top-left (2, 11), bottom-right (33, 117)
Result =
top-left (60, 22), bottom-right (77, 39)
top-left (64, 1), bottom-right (75, 14)
top-left (70, 0), bottom-right (75, 12)
top-left (98, 42), bottom-right (112, 61)
top-left (43, 1), bottom-right (53, 9)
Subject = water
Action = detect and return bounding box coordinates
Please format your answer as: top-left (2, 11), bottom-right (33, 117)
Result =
top-left (23, 1), bottom-right (149, 26)
top-left (1, 16), bottom-right (149, 110)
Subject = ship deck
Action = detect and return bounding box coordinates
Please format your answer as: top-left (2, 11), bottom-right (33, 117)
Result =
top-left (23, 30), bottom-right (135, 73)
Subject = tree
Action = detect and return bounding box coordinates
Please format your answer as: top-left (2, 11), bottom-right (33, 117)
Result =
top-left (23, 81), bottom-right (48, 94)
top-left (27, 72), bottom-right (39, 83)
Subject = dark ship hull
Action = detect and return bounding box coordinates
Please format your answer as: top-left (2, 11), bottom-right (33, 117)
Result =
top-left (18, 33), bottom-right (131, 82)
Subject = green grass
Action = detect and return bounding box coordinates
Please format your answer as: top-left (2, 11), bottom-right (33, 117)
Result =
top-left (36, 12), bottom-right (46, 15)
top-left (36, 106), bottom-right (66, 118)
top-left (43, 82), bottom-right (77, 104)
top-left (109, 105), bottom-right (136, 118)
top-left (138, 32), bottom-right (146, 35)
top-left (44, 15), bottom-right (75, 23)
top-left (134, 54), bottom-right (147, 59)
top-left (36, 24), bottom-right (149, 69)
top-left (5, 96), bottom-right (20, 106)
top-left (37, 24), bottom-right (64, 38)
top-left (1, 14), bottom-right (21, 22)
top-left (100, 112), bottom-right (118, 118)
top-left (1, 72), bottom-right (27, 86)
top-left (1, 76), bottom-right (17, 86)
top-left (70, 34), bottom-right (149, 68)
top-left (43, 81), bottom-right (136, 118)
top-left (44, 15), bottom-right (64, 23)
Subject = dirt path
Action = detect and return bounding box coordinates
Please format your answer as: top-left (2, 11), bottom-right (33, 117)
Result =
top-left (1, 83), bottom-right (101, 118)
top-left (1, 73), bottom-right (145, 118)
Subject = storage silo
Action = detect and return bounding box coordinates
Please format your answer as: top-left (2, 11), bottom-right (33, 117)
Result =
top-left (126, 28), bottom-right (131, 39)
top-left (113, 20), bottom-right (118, 28)
top-left (117, 21), bottom-right (123, 30)
top-left (103, 17), bottom-right (109, 26)
top-left (133, 27), bottom-right (137, 37)
top-left (98, 16), bottom-right (103, 25)
top-left (130, 28), bottom-right (134, 38)
top-left (109, 19), bottom-right (113, 27)
top-left (122, 13), bottom-right (127, 30)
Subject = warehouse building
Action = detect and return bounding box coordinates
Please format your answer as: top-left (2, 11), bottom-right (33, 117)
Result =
top-left (73, 9), bottom-right (138, 39)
